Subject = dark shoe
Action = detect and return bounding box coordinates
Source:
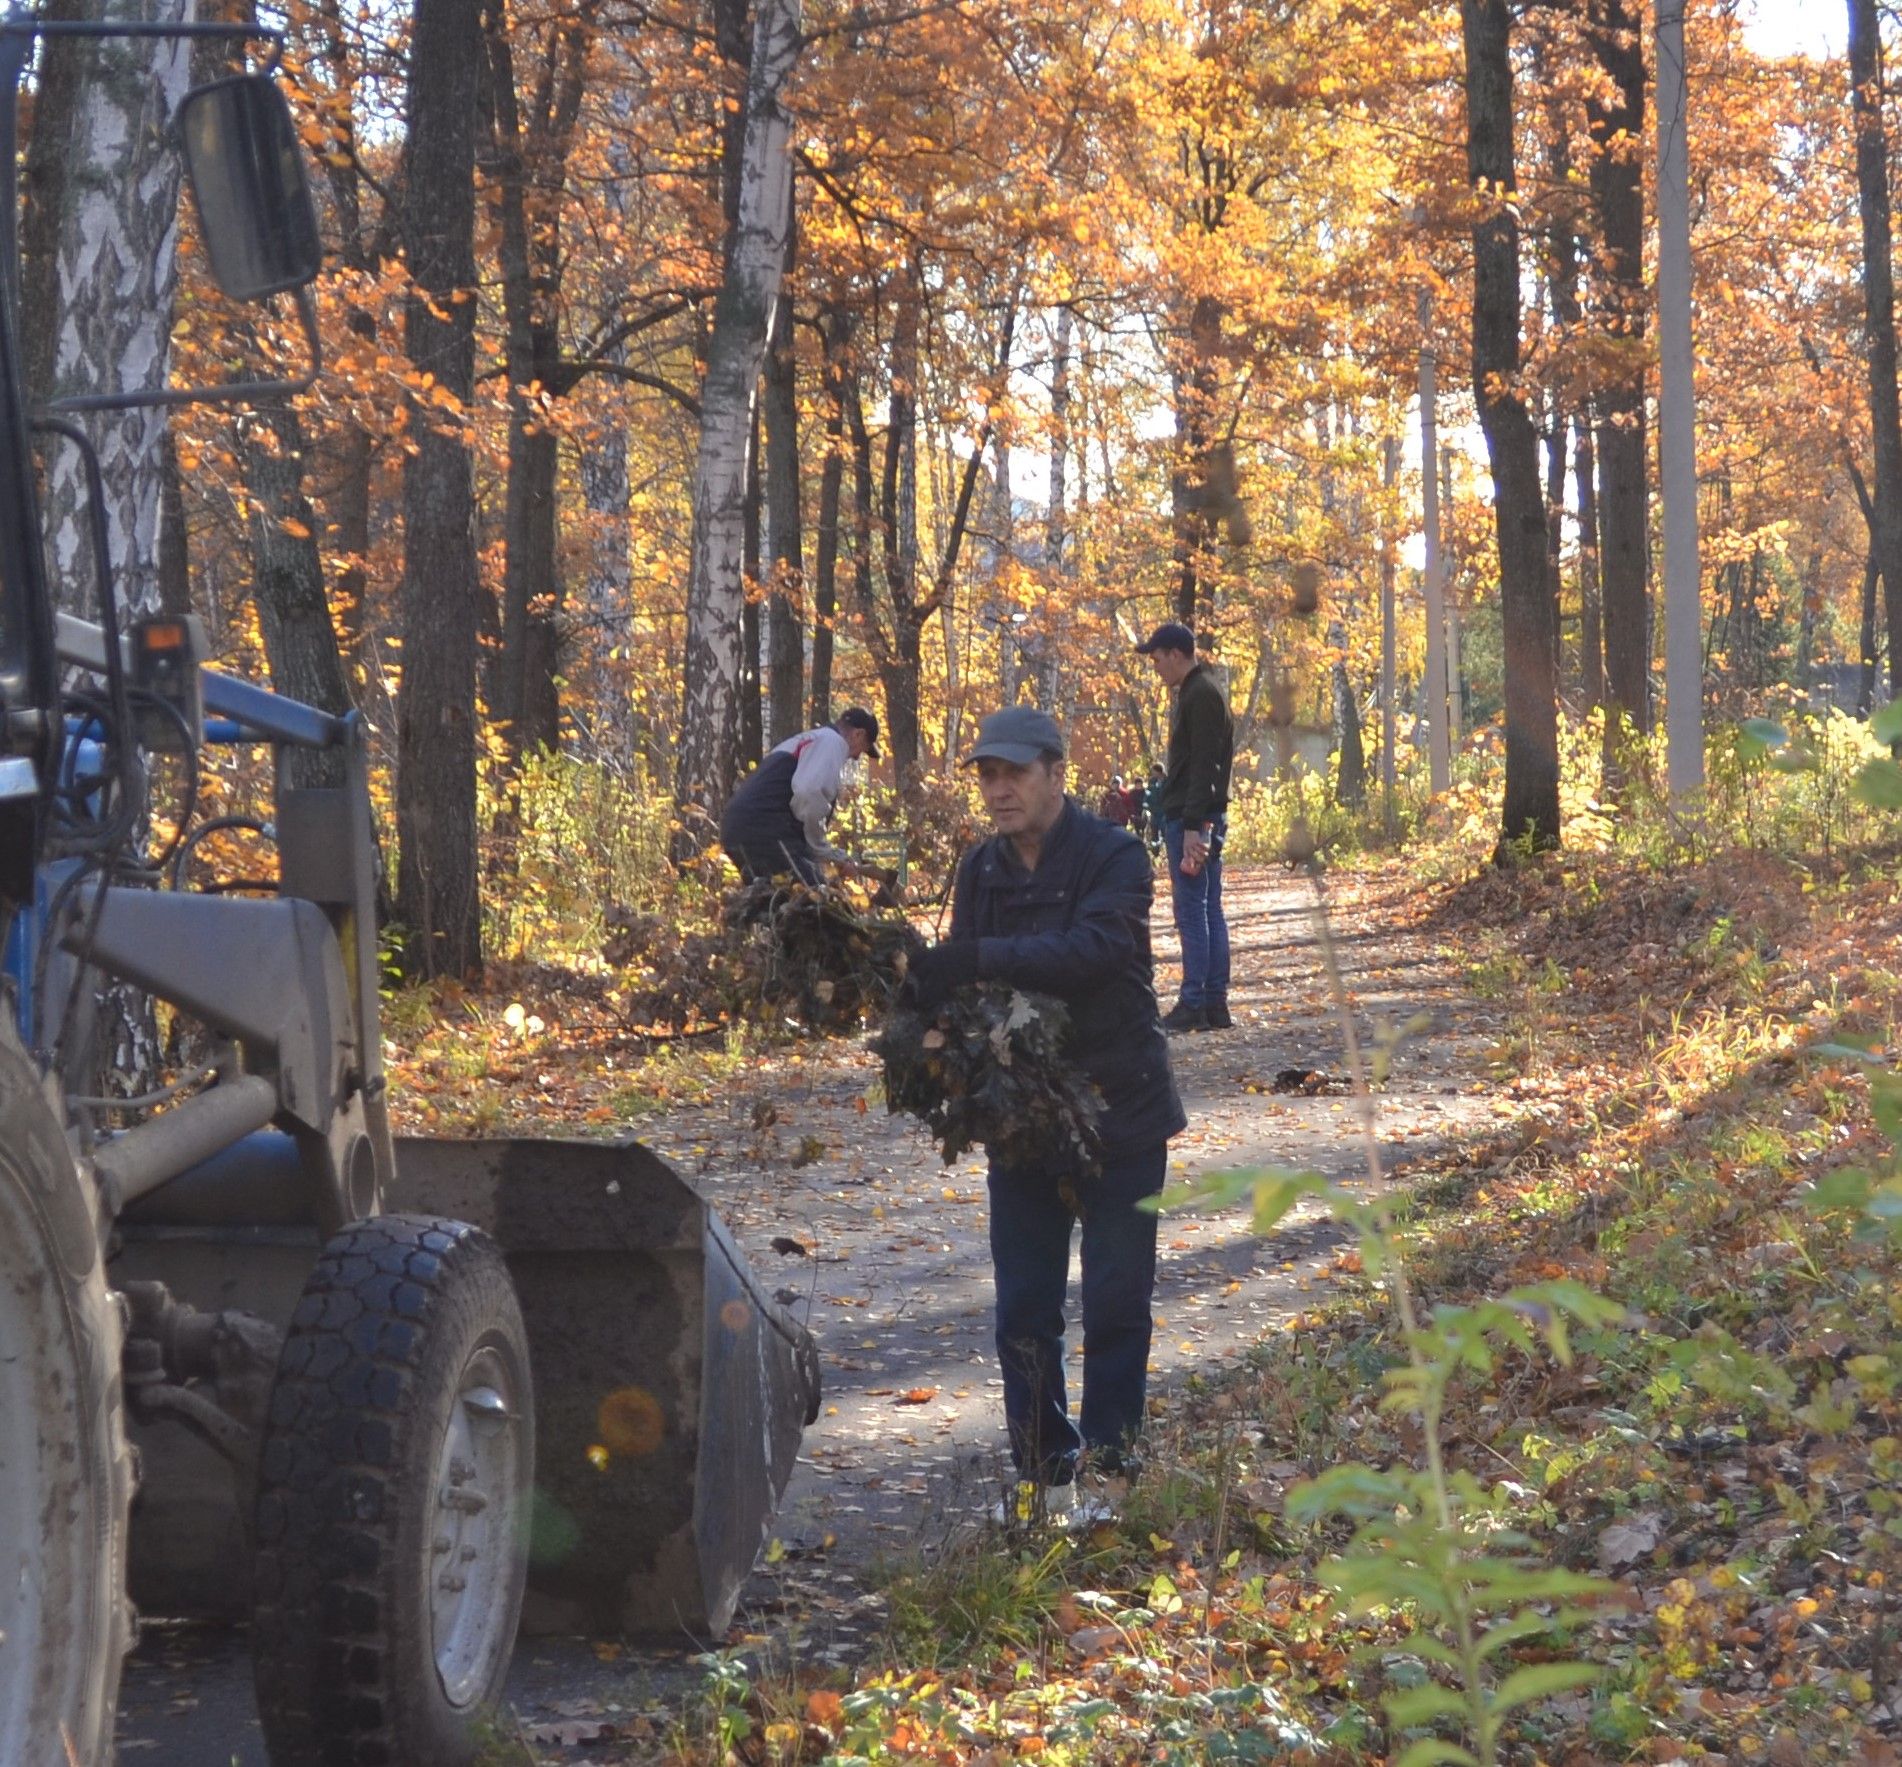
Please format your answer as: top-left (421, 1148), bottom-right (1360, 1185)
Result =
top-left (1161, 1001), bottom-right (1209, 1034)
top-left (1205, 1000), bottom-right (1233, 1030)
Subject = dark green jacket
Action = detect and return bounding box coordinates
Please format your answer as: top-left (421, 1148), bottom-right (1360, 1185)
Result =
top-left (1159, 662), bottom-right (1233, 827)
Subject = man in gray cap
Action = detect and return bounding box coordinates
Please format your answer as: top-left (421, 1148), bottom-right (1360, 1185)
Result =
top-left (908, 706), bottom-right (1185, 1521)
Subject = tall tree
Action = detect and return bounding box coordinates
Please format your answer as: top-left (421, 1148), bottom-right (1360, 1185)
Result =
top-left (485, 0), bottom-right (599, 752)
top-left (763, 228), bottom-right (805, 744)
top-left (1461, 0), bottom-right (1559, 853)
top-left (23, 0), bottom-right (192, 620)
top-left (1849, 0), bottom-right (1902, 703)
top-left (396, 0), bottom-right (486, 977)
top-left (675, 0), bottom-right (801, 824)
top-left (1588, 0), bottom-right (1650, 767)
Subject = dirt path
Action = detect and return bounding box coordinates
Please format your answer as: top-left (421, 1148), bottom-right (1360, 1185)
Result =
top-left (115, 863), bottom-right (1500, 1763)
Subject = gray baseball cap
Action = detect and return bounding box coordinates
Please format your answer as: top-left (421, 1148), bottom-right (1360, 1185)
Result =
top-left (964, 705), bottom-right (1065, 765)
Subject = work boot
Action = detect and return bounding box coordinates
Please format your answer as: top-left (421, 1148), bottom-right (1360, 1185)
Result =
top-left (1161, 1001), bottom-right (1209, 1034)
top-left (1205, 999), bottom-right (1233, 1030)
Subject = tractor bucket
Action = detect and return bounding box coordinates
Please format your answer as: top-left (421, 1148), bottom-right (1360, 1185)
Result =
top-left (387, 1135), bottom-right (822, 1638)
top-left (114, 1130), bottom-right (820, 1641)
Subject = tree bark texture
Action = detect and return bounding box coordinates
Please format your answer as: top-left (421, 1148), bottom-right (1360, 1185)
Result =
top-left (1849, 0), bottom-right (1902, 704)
top-left (240, 404), bottom-right (353, 788)
top-left (763, 233), bottom-right (804, 745)
top-left (1461, 0), bottom-right (1560, 853)
top-left (808, 310), bottom-right (848, 727)
top-left (396, 0), bottom-right (485, 979)
top-left (1574, 415), bottom-right (1604, 709)
top-left (675, 0), bottom-right (801, 821)
top-left (741, 412), bottom-right (764, 767)
top-left (1589, 0), bottom-right (1651, 758)
top-left (1329, 619), bottom-right (1367, 808)
top-left (1170, 294), bottom-right (1224, 629)
top-left (28, 0), bottom-right (192, 619)
top-left (486, 4), bottom-right (596, 753)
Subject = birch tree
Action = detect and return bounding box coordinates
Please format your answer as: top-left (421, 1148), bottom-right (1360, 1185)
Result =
top-left (674, 0), bottom-right (800, 825)
top-left (23, 0), bottom-right (192, 620)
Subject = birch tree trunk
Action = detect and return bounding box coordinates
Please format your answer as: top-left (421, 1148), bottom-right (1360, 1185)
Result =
top-left (675, 0), bottom-right (801, 824)
top-left (27, 0), bottom-right (193, 619)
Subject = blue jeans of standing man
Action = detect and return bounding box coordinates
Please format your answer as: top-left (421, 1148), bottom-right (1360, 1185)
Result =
top-left (986, 1142), bottom-right (1165, 1486)
top-left (1162, 815), bottom-right (1230, 1011)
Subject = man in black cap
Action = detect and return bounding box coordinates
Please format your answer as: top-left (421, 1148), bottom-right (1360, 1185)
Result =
top-left (719, 707), bottom-right (880, 884)
top-left (1135, 622), bottom-right (1234, 1032)
top-left (908, 706), bottom-right (1185, 1520)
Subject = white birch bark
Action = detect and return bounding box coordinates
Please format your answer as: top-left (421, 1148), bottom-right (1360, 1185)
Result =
top-left (42, 0), bottom-right (194, 620)
top-left (675, 0), bottom-right (801, 818)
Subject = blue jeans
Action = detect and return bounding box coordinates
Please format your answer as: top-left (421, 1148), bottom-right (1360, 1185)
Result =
top-left (986, 1142), bottom-right (1164, 1485)
top-left (1162, 815), bottom-right (1230, 1010)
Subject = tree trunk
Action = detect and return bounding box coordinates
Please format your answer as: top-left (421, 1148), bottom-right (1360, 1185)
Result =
top-left (1170, 294), bottom-right (1225, 629)
top-left (1462, 0), bottom-right (1559, 855)
top-left (1330, 619), bottom-right (1367, 809)
top-left (880, 276), bottom-right (925, 779)
top-left (675, 0), bottom-right (801, 822)
top-left (1862, 543), bottom-right (1881, 714)
top-left (764, 232), bottom-right (804, 745)
top-left (809, 310), bottom-right (847, 727)
top-left (396, 0), bottom-right (486, 979)
top-left (1378, 437), bottom-right (1398, 828)
top-left (27, 0), bottom-right (192, 619)
top-left (993, 432), bottom-right (1018, 704)
top-left (240, 405), bottom-right (353, 789)
top-left (1850, 0), bottom-right (1902, 705)
top-left (485, 9), bottom-right (593, 754)
top-left (1796, 546), bottom-right (1821, 695)
top-left (158, 426), bottom-right (190, 616)
top-left (1574, 414), bottom-right (1604, 709)
top-left (741, 412), bottom-right (764, 767)
top-left (1545, 392), bottom-right (1567, 679)
top-left (1589, 0), bottom-right (1650, 767)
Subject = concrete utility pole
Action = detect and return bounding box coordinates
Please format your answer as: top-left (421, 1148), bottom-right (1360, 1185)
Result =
top-left (1417, 284), bottom-right (1451, 794)
top-left (1656, 0), bottom-right (1705, 799)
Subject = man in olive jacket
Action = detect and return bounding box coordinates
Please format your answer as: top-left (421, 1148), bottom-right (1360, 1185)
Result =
top-left (908, 707), bottom-right (1185, 1514)
top-left (1136, 621), bottom-right (1234, 1031)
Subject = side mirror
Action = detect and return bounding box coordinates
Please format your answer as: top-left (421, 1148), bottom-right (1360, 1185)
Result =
top-left (178, 74), bottom-right (321, 301)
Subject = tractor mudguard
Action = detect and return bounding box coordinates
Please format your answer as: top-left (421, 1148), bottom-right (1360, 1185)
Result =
top-left (114, 1131), bottom-right (820, 1640)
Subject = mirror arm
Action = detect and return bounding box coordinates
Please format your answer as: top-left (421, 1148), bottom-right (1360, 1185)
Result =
top-left (16, 18), bottom-right (284, 72)
top-left (43, 286), bottom-right (321, 416)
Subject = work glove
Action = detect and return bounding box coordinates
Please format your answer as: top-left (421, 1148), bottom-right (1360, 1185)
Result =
top-left (908, 940), bottom-right (980, 1013)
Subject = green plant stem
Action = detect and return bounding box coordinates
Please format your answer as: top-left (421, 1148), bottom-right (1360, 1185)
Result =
top-left (1303, 853), bottom-right (1497, 1766)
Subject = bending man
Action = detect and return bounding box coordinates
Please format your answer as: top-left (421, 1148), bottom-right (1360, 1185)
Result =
top-left (720, 707), bottom-right (880, 884)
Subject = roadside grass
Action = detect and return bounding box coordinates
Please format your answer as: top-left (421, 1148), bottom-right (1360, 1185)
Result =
top-left (650, 845), bottom-right (1902, 1766)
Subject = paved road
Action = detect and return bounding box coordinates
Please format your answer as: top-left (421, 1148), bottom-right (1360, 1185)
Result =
top-left (115, 865), bottom-right (1494, 1763)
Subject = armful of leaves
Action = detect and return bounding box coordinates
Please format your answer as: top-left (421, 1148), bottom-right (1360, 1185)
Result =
top-left (872, 983), bottom-right (1105, 1171)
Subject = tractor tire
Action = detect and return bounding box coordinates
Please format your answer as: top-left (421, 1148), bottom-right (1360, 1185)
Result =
top-left (0, 1017), bottom-right (134, 1767)
top-left (251, 1214), bottom-right (534, 1767)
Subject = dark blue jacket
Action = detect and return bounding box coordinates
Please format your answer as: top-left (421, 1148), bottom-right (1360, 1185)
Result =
top-left (948, 798), bottom-right (1185, 1158)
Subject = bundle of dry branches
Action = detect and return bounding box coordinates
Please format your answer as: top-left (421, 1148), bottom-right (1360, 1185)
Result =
top-left (873, 985), bottom-right (1104, 1171)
